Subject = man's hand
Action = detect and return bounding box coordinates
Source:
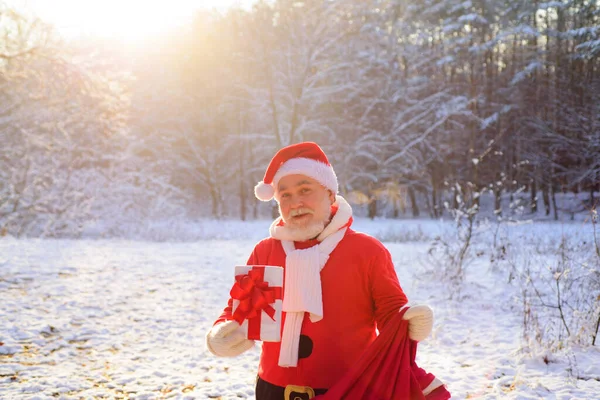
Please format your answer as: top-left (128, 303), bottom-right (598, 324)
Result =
top-left (205, 320), bottom-right (255, 357)
top-left (401, 305), bottom-right (433, 341)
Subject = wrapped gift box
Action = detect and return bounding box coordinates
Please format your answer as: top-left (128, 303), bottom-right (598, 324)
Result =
top-left (231, 265), bottom-right (283, 342)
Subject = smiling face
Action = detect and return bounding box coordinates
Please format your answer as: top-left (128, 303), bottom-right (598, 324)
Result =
top-left (275, 174), bottom-right (336, 241)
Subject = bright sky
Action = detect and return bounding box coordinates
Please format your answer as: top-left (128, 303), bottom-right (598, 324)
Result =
top-left (9, 0), bottom-right (258, 42)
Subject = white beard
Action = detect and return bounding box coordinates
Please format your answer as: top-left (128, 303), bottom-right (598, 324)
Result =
top-left (285, 220), bottom-right (327, 242)
top-left (270, 195), bottom-right (353, 243)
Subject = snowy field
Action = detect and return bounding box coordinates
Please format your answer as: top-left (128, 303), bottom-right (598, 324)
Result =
top-left (1, 218), bottom-right (600, 399)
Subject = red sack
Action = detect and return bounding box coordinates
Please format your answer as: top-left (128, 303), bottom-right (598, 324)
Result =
top-left (315, 309), bottom-right (449, 400)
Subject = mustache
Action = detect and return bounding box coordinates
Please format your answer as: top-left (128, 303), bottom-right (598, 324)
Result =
top-left (289, 208), bottom-right (314, 217)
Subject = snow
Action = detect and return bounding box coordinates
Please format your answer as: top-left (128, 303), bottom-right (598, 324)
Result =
top-left (458, 13), bottom-right (489, 25)
top-left (511, 62), bottom-right (543, 86)
top-left (449, 1), bottom-right (473, 15)
top-left (436, 55), bottom-right (456, 66)
top-left (575, 39), bottom-right (600, 53)
top-left (1, 218), bottom-right (599, 399)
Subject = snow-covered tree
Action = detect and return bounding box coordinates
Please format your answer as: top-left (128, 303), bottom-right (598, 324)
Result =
top-left (0, 7), bottom-right (129, 237)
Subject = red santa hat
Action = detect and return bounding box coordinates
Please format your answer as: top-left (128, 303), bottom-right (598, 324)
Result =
top-left (254, 142), bottom-right (338, 202)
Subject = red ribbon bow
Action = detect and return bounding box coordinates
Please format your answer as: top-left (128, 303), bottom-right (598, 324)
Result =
top-left (230, 268), bottom-right (281, 325)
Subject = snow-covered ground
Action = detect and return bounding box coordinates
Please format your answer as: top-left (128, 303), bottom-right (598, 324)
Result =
top-left (1, 218), bottom-right (599, 399)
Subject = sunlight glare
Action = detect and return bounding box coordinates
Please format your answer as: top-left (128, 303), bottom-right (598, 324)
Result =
top-left (10, 0), bottom-right (257, 41)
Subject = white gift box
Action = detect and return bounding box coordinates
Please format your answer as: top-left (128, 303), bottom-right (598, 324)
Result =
top-left (231, 265), bottom-right (283, 342)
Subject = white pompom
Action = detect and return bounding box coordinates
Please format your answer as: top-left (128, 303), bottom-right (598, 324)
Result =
top-left (254, 181), bottom-right (274, 201)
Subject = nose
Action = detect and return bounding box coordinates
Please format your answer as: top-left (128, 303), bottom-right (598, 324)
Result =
top-left (289, 194), bottom-right (303, 208)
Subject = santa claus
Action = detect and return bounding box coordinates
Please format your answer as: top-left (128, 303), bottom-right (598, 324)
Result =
top-left (206, 141), bottom-right (450, 400)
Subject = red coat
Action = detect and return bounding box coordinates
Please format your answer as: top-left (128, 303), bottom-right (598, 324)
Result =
top-left (216, 226), bottom-right (408, 389)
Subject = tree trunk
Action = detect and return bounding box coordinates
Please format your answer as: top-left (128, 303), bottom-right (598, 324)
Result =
top-left (408, 186), bottom-right (419, 217)
top-left (429, 164), bottom-right (441, 218)
top-left (240, 166), bottom-right (246, 221)
top-left (238, 108), bottom-right (246, 221)
top-left (399, 190), bottom-right (406, 216)
top-left (265, 54), bottom-right (282, 148)
top-left (423, 188), bottom-right (435, 219)
top-left (250, 144), bottom-right (259, 220)
top-left (530, 178), bottom-right (538, 214)
top-left (542, 183), bottom-right (551, 216)
top-left (431, 184), bottom-right (438, 218)
top-left (210, 187), bottom-right (220, 218)
top-left (368, 195), bottom-right (377, 220)
top-left (494, 186), bottom-right (502, 217)
top-left (551, 183), bottom-right (559, 221)
top-left (453, 187), bottom-right (459, 210)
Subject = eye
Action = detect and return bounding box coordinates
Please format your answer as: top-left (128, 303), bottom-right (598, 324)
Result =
top-left (281, 192), bottom-right (290, 198)
top-left (301, 188), bottom-right (311, 194)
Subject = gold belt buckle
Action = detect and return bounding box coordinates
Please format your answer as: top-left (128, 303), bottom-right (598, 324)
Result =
top-left (284, 384), bottom-right (316, 400)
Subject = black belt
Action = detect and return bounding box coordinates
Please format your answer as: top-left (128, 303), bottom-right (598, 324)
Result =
top-left (256, 377), bottom-right (328, 400)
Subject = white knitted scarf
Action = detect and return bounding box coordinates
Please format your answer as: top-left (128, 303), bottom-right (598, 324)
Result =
top-left (269, 195), bottom-right (353, 367)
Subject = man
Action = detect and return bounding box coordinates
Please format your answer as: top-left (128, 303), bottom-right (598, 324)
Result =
top-left (206, 142), bottom-right (449, 399)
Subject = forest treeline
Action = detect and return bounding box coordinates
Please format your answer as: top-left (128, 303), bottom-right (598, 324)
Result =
top-left (1, 0), bottom-right (598, 236)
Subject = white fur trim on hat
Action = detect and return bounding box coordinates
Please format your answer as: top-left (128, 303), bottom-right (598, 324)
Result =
top-left (254, 181), bottom-right (275, 202)
top-left (272, 158), bottom-right (338, 194)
